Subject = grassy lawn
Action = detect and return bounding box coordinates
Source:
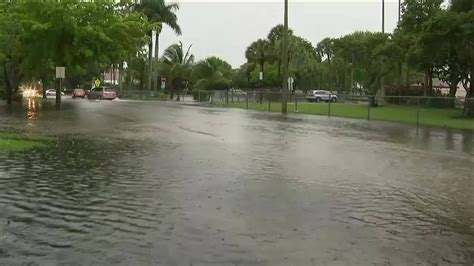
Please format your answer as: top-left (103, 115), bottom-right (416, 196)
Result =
top-left (222, 101), bottom-right (474, 130)
top-left (0, 132), bottom-right (49, 151)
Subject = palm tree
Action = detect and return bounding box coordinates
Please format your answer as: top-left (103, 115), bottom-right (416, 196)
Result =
top-left (240, 63), bottom-right (255, 87)
top-left (135, 0), bottom-right (181, 97)
top-left (245, 39), bottom-right (271, 83)
top-left (267, 24), bottom-right (293, 82)
top-left (160, 42), bottom-right (194, 100)
top-left (317, 38), bottom-right (335, 89)
top-left (193, 57), bottom-right (232, 91)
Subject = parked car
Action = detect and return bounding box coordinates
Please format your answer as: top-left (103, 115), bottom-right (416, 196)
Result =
top-left (307, 90), bottom-right (338, 103)
top-left (72, 89), bottom-right (86, 99)
top-left (87, 87), bottom-right (117, 100)
top-left (229, 89), bottom-right (246, 96)
top-left (45, 89), bottom-right (64, 97)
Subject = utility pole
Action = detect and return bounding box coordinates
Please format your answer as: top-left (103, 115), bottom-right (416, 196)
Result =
top-left (380, 0), bottom-right (385, 102)
top-left (382, 0), bottom-right (385, 33)
top-left (281, 0), bottom-right (289, 114)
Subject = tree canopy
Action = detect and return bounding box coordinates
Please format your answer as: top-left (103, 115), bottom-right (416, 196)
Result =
top-left (0, 0), bottom-right (150, 105)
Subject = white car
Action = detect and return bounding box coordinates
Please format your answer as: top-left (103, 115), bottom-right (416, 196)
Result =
top-left (45, 89), bottom-right (65, 97)
top-left (307, 90), bottom-right (338, 103)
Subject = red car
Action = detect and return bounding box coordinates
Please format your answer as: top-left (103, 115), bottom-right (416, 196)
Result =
top-left (72, 89), bottom-right (86, 99)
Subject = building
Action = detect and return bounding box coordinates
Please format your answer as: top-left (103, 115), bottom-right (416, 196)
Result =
top-left (411, 78), bottom-right (467, 97)
top-left (103, 69), bottom-right (120, 85)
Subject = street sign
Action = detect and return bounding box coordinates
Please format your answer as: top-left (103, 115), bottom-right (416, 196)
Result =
top-left (55, 67), bottom-right (65, 79)
top-left (161, 76), bottom-right (166, 90)
top-left (95, 79), bottom-right (101, 88)
top-left (288, 77), bottom-right (294, 91)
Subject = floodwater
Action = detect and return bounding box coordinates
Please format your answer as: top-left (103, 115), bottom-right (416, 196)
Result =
top-left (0, 98), bottom-right (473, 265)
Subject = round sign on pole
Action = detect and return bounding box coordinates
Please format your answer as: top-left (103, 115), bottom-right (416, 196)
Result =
top-left (95, 79), bottom-right (101, 88)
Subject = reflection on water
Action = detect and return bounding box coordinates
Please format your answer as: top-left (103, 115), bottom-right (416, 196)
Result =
top-left (461, 133), bottom-right (473, 153)
top-left (413, 127), bottom-right (473, 154)
top-left (25, 98), bottom-right (39, 121)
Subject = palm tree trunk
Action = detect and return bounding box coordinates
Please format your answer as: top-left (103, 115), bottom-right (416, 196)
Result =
top-left (41, 77), bottom-right (47, 99)
top-left (147, 32), bottom-right (153, 98)
top-left (112, 64), bottom-right (116, 85)
top-left (3, 64), bottom-right (14, 105)
top-left (462, 66), bottom-right (473, 117)
top-left (153, 32), bottom-right (160, 94)
top-left (119, 62), bottom-right (124, 96)
top-left (423, 70), bottom-right (429, 96)
top-left (405, 60), bottom-right (410, 86)
top-left (277, 59), bottom-right (281, 84)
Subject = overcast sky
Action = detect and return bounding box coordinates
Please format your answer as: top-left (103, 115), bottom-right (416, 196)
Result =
top-left (158, 1), bottom-right (400, 68)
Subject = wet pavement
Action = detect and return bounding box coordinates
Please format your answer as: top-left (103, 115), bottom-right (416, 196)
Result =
top-left (0, 98), bottom-right (473, 265)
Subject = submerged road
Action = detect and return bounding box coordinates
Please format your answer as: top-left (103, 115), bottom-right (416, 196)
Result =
top-left (0, 98), bottom-right (473, 265)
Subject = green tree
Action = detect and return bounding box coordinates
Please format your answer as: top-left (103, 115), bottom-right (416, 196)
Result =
top-left (0, 1), bottom-right (29, 104)
top-left (160, 42), bottom-right (194, 100)
top-left (399, 0), bottom-right (443, 96)
top-left (134, 0), bottom-right (181, 97)
top-left (450, 0), bottom-right (473, 13)
top-left (267, 24), bottom-right (293, 83)
top-left (234, 63), bottom-right (255, 88)
top-left (448, 0), bottom-right (473, 116)
top-left (0, 1), bottom-right (150, 106)
top-left (193, 57), bottom-right (232, 91)
top-left (245, 39), bottom-right (271, 83)
top-left (288, 36), bottom-right (321, 91)
top-left (316, 38), bottom-right (335, 89)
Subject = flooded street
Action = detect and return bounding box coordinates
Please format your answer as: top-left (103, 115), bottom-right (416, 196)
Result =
top-left (0, 99), bottom-right (473, 265)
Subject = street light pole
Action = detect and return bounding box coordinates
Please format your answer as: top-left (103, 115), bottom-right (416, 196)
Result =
top-left (281, 0), bottom-right (289, 114)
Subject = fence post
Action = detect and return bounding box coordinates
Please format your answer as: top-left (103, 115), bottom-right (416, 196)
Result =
top-left (328, 97), bottom-right (331, 117)
top-left (226, 90), bottom-right (229, 106)
top-left (268, 97), bottom-right (271, 111)
top-left (246, 91), bottom-right (249, 109)
top-left (367, 100), bottom-right (371, 120)
top-left (210, 91), bottom-right (213, 104)
top-left (416, 97), bottom-right (420, 129)
top-left (294, 95), bottom-right (298, 113)
top-left (198, 90), bottom-right (201, 102)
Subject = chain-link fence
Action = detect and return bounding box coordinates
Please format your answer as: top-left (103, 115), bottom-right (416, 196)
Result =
top-left (119, 89), bottom-right (190, 101)
top-left (194, 90), bottom-right (473, 130)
